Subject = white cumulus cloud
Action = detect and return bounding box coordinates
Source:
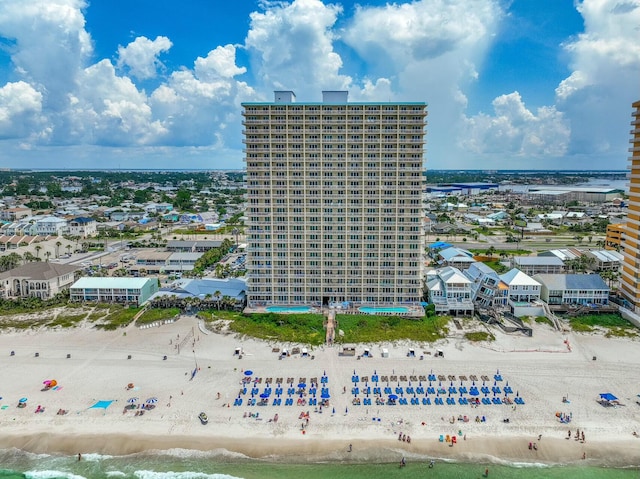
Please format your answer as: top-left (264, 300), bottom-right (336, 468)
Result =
top-left (0, 81), bottom-right (44, 139)
top-left (117, 36), bottom-right (173, 80)
top-left (461, 92), bottom-right (570, 157)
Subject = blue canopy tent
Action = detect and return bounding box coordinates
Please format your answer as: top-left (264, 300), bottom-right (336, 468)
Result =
top-left (89, 400), bottom-right (114, 409)
top-left (599, 393), bottom-right (618, 402)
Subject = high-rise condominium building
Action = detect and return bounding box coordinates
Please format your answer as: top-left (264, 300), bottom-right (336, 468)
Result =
top-left (242, 91), bottom-right (427, 307)
top-left (620, 100), bottom-right (640, 313)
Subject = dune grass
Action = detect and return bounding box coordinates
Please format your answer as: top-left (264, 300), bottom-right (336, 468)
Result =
top-left (204, 310), bottom-right (450, 346)
top-left (136, 307), bottom-right (181, 325)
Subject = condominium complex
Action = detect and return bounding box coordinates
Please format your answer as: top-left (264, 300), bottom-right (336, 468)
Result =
top-left (620, 100), bottom-right (640, 313)
top-left (242, 91), bottom-right (427, 307)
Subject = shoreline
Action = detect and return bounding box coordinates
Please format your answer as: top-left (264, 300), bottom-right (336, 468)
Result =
top-left (1, 431), bottom-right (638, 468)
top-left (0, 316), bottom-right (639, 469)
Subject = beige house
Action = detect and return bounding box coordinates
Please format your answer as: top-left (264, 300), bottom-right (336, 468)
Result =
top-left (0, 262), bottom-right (80, 299)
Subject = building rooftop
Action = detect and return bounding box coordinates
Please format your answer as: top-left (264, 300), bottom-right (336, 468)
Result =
top-left (533, 273), bottom-right (609, 291)
top-left (0, 262), bottom-right (79, 281)
top-left (71, 277), bottom-right (155, 289)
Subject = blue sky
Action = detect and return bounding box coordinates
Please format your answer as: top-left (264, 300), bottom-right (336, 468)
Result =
top-left (0, 0), bottom-right (638, 170)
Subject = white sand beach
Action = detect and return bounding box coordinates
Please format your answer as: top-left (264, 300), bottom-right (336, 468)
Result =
top-left (0, 315), bottom-right (639, 467)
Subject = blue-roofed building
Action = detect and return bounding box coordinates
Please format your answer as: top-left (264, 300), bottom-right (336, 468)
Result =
top-left (150, 278), bottom-right (247, 307)
top-left (68, 216), bottom-right (97, 238)
top-left (532, 274), bottom-right (609, 306)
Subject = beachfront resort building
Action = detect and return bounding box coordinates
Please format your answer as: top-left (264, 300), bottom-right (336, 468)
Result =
top-left (242, 91), bottom-right (427, 308)
top-left (620, 100), bottom-right (640, 316)
top-left (70, 277), bottom-right (159, 306)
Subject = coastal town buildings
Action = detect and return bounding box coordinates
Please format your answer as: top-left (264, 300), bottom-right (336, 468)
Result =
top-left (620, 100), bottom-right (640, 315)
top-left (242, 91), bottom-right (427, 307)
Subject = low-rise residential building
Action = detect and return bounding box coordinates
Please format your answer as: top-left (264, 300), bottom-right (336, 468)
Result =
top-left (499, 268), bottom-right (543, 317)
top-left (34, 216), bottom-right (67, 236)
top-left (68, 217), bottom-right (97, 238)
top-left (0, 207), bottom-right (32, 221)
top-left (0, 262), bottom-right (79, 299)
top-left (166, 252), bottom-right (203, 272)
top-left (437, 246), bottom-right (476, 270)
top-left (425, 266), bottom-right (474, 316)
top-left (585, 249), bottom-right (623, 272)
top-left (511, 256), bottom-right (565, 275)
top-left (166, 240), bottom-right (223, 252)
top-left (533, 273), bottom-right (609, 306)
top-left (131, 251), bottom-right (172, 274)
top-left (464, 262), bottom-right (508, 309)
top-left (70, 277), bottom-right (159, 305)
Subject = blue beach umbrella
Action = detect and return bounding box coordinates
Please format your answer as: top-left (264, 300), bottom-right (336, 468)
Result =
top-left (146, 397), bottom-right (158, 404)
top-left (19, 397), bottom-right (27, 403)
top-left (321, 392), bottom-right (330, 399)
top-left (260, 393), bottom-right (269, 398)
top-left (298, 383), bottom-right (306, 388)
top-left (244, 370), bottom-right (253, 376)
top-left (127, 397), bottom-right (139, 404)
top-left (389, 394), bottom-right (398, 400)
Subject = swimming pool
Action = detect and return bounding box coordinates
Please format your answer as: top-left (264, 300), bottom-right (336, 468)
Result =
top-left (266, 306), bottom-right (312, 313)
top-left (358, 306), bottom-right (409, 314)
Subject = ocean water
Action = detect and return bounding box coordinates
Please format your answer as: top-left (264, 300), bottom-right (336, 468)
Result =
top-left (0, 449), bottom-right (638, 479)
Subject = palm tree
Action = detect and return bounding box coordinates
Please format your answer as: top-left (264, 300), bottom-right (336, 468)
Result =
top-left (66, 244), bottom-right (72, 256)
top-left (486, 246), bottom-right (496, 259)
top-left (214, 290), bottom-right (222, 310)
top-left (23, 251), bottom-right (36, 263)
top-left (55, 241), bottom-right (62, 258)
top-left (44, 251), bottom-right (51, 262)
top-left (35, 245), bottom-right (42, 259)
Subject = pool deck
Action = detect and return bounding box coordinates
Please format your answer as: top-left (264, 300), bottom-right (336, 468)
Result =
top-left (244, 304), bottom-right (424, 317)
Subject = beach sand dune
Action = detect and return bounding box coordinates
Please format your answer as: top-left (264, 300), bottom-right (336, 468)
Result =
top-left (0, 315), bottom-right (639, 467)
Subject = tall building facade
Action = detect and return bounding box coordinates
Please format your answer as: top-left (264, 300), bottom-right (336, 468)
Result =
top-left (242, 91), bottom-right (427, 307)
top-left (620, 100), bottom-right (640, 312)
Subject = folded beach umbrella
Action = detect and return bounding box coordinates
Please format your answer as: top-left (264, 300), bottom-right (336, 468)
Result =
top-left (19, 397), bottom-right (27, 403)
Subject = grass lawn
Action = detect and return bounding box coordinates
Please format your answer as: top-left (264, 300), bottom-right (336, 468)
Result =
top-left (136, 307), bottom-right (181, 325)
top-left (203, 311), bottom-right (450, 345)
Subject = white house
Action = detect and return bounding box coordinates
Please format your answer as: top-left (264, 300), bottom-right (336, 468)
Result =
top-left (35, 216), bottom-right (67, 236)
top-left (499, 268), bottom-right (543, 317)
top-left (425, 266), bottom-right (474, 316)
top-left (68, 217), bottom-right (97, 238)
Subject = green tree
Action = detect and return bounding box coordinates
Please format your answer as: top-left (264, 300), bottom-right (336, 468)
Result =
top-left (173, 189), bottom-right (192, 211)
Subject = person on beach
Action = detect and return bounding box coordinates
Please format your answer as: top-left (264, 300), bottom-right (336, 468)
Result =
top-left (429, 459), bottom-right (435, 468)
top-left (348, 444), bottom-right (352, 452)
top-left (400, 456), bottom-right (406, 468)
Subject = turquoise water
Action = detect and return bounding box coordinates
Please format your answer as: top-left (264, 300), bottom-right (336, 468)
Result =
top-left (0, 449), bottom-right (638, 479)
top-left (266, 306), bottom-right (311, 313)
top-left (359, 307), bottom-right (409, 314)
